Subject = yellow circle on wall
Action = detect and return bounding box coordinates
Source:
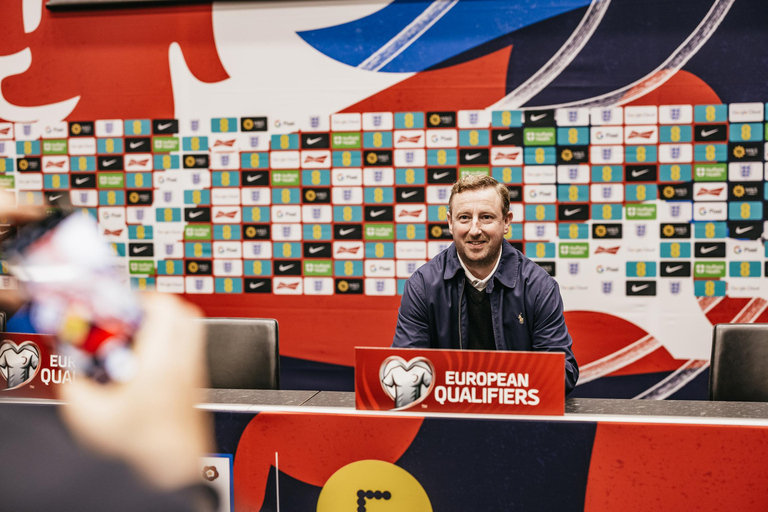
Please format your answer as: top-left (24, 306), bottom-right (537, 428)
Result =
top-left (317, 460), bottom-right (432, 512)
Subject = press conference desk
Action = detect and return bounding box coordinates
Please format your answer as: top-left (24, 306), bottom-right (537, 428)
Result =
top-left (4, 393), bottom-right (768, 511)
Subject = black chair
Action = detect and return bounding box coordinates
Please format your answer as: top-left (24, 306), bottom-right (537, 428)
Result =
top-left (198, 318), bottom-right (279, 390)
top-left (709, 323), bottom-right (768, 402)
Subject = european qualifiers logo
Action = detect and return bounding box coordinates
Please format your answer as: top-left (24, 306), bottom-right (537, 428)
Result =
top-left (335, 278), bottom-right (364, 294)
top-left (363, 150), bottom-right (393, 166)
top-left (242, 225), bottom-right (271, 240)
top-left (427, 224), bottom-right (452, 240)
top-left (0, 340), bottom-right (40, 390)
top-left (728, 182), bottom-right (762, 201)
top-left (556, 146), bottom-right (588, 164)
top-left (592, 224), bottom-right (623, 239)
top-left (183, 154), bottom-right (210, 169)
top-left (68, 121), bottom-right (95, 137)
top-left (380, 356), bottom-right (435, 409)
top-left (426, 111), bottom-right (456, 128)
top-left (16, 157), bottom-right (41, 172)
top-left (186, 260), bottom-right (213, 275)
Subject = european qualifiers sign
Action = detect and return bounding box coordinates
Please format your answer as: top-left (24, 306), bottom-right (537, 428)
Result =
top-left (355, 347), bottom-right (565, 415)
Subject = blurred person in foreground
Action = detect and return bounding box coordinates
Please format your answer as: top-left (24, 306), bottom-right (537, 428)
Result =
top-left (392, 175), bottom-right (578, 394)
top-left (0, 192), bottom-right (217, 512)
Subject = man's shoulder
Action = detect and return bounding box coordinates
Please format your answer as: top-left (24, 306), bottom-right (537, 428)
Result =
top-left (505, 244), bottom-right (557, 289)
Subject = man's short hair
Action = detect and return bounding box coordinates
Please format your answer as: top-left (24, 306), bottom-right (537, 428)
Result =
top-left (448, 175), bottom-right (510, 216)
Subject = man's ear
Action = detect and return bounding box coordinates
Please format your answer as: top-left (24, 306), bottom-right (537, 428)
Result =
top-left (446, 210), bottom-right (453, 236)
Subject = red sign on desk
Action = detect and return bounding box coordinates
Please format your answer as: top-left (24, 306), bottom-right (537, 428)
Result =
top-left (355, 348), bottom-right (565, 416)
top-left (0, 333), bottom-right (72, 399)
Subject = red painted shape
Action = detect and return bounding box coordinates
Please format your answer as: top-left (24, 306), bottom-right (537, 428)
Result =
top-left (0, 3), bottom-right (228, 121)
top-left (585, 422), bottom-right (768, 511)
top-left (185, 294), bottom-right (401, 366)
top-left (342, 46), bottom-right (513, 113)
top-left (625, 69), bottom-right (721, 106)
top-left (705, 297), bottom-right (751, 326)
top-left (232, 412), bottom-right (423, 511)
top-left (566, 311), bottom-right (681, 376)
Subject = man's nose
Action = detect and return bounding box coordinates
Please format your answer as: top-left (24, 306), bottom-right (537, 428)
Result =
top-left (469, 217), bottom-right (482, 236)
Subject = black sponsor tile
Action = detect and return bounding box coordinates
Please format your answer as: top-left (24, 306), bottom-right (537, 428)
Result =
top-left (557, 146), bottom-right (588, 164)
top-left (183, 154), bottom-right (209, 169)
top-left (244, 278), bottom-right (272, 293)
top-left (535, 261), bottom-right (556, 276)
top-left (728, 142), bottom-right (763, 162)
top-left (127, 189), bottom-right (153, 205)
top-left (274, 259), bottom-right (302, 276)
top-left (242, 224), bottom-right (271, 240)
top-left (558, 204), bottom-right (589, 221)
top-left (626, 280), bottom-right (656, 296)
top-left (624, 165), bottom-right (657, 182)
top-left (364, 150), bottom-right (393, 166)
top-left (97, 155), bottom-right (123, 171)
top-left (186, 259), bottom-right (212, 275)
top-left (125, 137), bottom-right (151, 153)
top-left (16, 157), bottom-right (41, 172)
top-left (303, 242), bottom-right (332, 258)
top-left (426, 111), bottom-right (456, 128)
top-left (335, 278), bottom-right (364, 294)
top-left (334, 224), bottom-right (363, 240)
top-left (459, 148), bottom-right (489, 165)
top-left (659, 223), bottom-right (691, 239)
top-left (242, 170), bottom-right (269, 185)
top-left (365, 205), bottom-right (393, 222)
top-left (728, 182), bottom-right (762, 201)
top-left (427, 167), bottom-right (456, 184)
top-left (659, 183), bottom-right (692, 200)
top-left (71, 173), bottom-right (96, 188)
top-left (129, 243), bottom-right (154, 257)
top-left (694, 242), bottom-right (726, 258)
top-left (185, 207), bottom-right (211, 223)
top-left (396, 187), bottom-right (425, 203)
top-left (507, 185), bottom-right (523, 202)
top-left (523, 110), bottom-right (555, 126)
top-left (693, 124), bottom-right (727, 142)
top-left (303, 187), bottom-right (331, 203)
top-left (491, 128), bottom-right (523, 146)
top-left (240, 117), bottom-right (268, 132)
top-left (301, 133), bottom-right (330, 149)
top-left (728, 221), bottom-right (762, 240)
top-left (152, 119), bottom-right (178, 134)
top-left (660, 261), bottom-right (691, 277)
top-left (592, 223), bottom-right (623, 239)
top-left (68, 121), bottom-right (94, 137)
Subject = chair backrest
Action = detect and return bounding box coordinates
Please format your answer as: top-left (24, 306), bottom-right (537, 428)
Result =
top-left (709, 323), bottom-right (768, 401)
top-left (199, 318), bottom-right (279, 390)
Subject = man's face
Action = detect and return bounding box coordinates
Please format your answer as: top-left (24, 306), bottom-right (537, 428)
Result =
top-left (447, 187), bottom-right (513, 274)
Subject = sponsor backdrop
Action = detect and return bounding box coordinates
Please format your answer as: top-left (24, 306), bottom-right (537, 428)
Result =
top-left (1, 0), bottom-right (768, 397)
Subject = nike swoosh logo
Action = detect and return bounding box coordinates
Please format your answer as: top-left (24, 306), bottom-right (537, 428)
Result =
top-left (249, 282), bottom-right (265, 289)
top-left (158, 122), bottom-right (173, 131)
top-left (497, 133), bottom-right (514, 141)
top-left (102, 159), bottom-right (116, 166)
top-left (700, 128), bottom-right (718, 137)
top-left (339, 228), bottom-right (355, 235)
top-left (432, 172), bottom-right (449, 180)
top-left (75, 177), bottom-right (90, 185)
top-left (735, 226), bottom-right (753, 234)
top-left (133, 247), bottom-right (148, 253)
top-left (129, 141), bottom-right (144, 149)
top-left (308, 246), bottom-right (324, 254)
top-left (370, 209), bottom-right (387, 217)
top-left (631, 284), bottom-right (649, 292)
top-left (631, 169), bottom-right (649, 177)
top-left (246, 174), bottom-right (262, 182)
top-left (401, 191), bottom-right (417, 199)
top-left (464, 153), bottom-right (481, 161)
top-left (189, 211), bottom-right (205, 218)
top-left (278, 264), bottom-right (295, 272)
top-left (665, 265), bottom-right (683, 273)
top-left (306, 137), bottom-right (323, 145)
top-left (564, 208), bottom-right (581, 216)
top-left (700, 246), bottom-right (718, 254)
top-left (48, 194), bottom-right (63, 201)
top-left (530, 113), bottom-right (547, 121)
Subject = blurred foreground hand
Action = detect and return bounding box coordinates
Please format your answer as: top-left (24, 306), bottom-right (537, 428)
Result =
top-left (59, 293), bottom-right (213, 491)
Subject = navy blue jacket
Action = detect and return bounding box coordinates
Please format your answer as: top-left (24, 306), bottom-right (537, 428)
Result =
top-left (392, 241), bottom-right (579, 394)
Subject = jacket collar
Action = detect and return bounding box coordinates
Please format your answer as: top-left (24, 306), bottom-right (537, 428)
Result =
top-left (444, 242), bottom-right (519, 290)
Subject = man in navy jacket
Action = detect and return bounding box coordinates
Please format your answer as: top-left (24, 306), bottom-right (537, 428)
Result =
top-left (392, 175), bottom-right (578, 394)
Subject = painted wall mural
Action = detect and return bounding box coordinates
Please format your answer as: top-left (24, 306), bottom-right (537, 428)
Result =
top-left (1, 0), bottom-right (767, 397)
